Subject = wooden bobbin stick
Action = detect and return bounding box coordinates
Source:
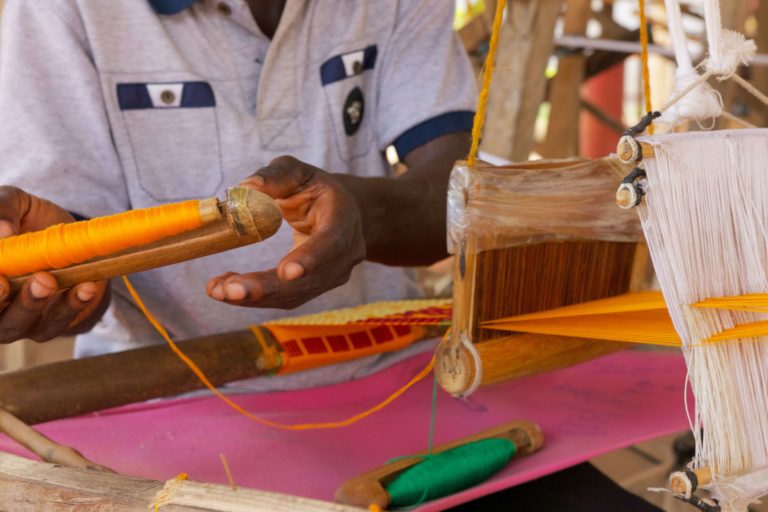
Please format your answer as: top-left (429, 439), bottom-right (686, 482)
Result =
top-left (616, 136), bottom-right (655, 164)
top-left (334, 420), bottom-right (543, 510)
top-left (0, 327), bottom-right (283, 425)
top-left (7, 187), bottom-right (282, 293)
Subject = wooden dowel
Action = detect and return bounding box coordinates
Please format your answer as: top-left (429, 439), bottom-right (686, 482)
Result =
top-left (0, 327), bottom-right (282, 425)
top-left (616, 136), bottom-right (655, 164)
top-left (335, 420), bottom-right (543, 509)
top-left (8, 187), bottom-right (282, 293)
top-left (669, 467), bottom-right (713, 494)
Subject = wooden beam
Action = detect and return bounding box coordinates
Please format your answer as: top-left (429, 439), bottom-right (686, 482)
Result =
top-left (480, 0), bottom-right (563, 161)
top-left (746, 0), bottom-right (768, 127)
top-left (716, 0), bottom-right (752, 129)
top-left (541, 0), bottom-right (592, 158)
top-left (0, 451), bottom-right (363, 512)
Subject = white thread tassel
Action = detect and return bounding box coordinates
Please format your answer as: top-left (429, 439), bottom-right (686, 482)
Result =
top-left (658, 0), bottom-right (722, 126)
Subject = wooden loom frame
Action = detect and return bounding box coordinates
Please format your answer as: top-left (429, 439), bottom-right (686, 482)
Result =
top-left (436, 157), bottom-right (654, 396)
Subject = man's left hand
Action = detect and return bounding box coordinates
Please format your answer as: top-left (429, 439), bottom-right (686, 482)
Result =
top-left (206, 156), bottom-right (365, 309)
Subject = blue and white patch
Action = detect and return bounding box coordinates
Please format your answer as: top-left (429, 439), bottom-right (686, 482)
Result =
top-left (117, 82), bottom-right (216, 110)
top-left (320, 45), bottom-right (377, 86)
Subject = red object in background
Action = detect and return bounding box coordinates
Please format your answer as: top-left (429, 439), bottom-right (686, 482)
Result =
top-left (580, 63), bottom-right (625, 158)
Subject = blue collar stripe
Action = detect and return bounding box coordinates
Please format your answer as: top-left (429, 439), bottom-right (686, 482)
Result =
top-left (149, 0), bottom-right (196, 15)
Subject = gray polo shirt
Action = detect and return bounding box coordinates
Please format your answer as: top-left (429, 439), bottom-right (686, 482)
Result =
top-left (0, 0), bottom-right (475, 387)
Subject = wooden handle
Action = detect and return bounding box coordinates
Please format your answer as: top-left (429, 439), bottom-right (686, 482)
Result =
top-left (334, 420), bottom-right (543, 509)
top-left (8, 187), bottom-right (282, 293)
top-left (0, 327), bottom-right (284, 425)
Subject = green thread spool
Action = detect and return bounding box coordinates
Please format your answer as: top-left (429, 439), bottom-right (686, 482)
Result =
top-left (386, 437), bottom-right (517, 508)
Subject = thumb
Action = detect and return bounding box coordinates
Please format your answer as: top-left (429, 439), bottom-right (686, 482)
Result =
top-left (241, 156), bottom-right (316, 200)
top-left (0, 186), bottom-right (28, 238)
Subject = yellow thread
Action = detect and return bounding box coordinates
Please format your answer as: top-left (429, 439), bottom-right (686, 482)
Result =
top-left (467, 0), bottom-right (507, 167)
top-left (153, 473), bottom-right (188, 511)
top-left (0, 201), bottom-right (204, 278)
top-left (122, 275), bottom-right (434, 430)
top-left (638, 0), bottom-right (654, 134)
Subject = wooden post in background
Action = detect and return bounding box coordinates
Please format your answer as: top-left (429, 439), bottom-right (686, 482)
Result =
top-left (717, 0), bottom-right (751, 129)
top-left (746, 0), bottom-right (768, 128)
top-left (480, 0), bottom-right (562, 161)
top-left (541, 0), bottom-right (592, 158)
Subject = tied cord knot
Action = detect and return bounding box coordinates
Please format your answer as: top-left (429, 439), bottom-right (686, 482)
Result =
top-left (624, 111), bottom-right (661, 138)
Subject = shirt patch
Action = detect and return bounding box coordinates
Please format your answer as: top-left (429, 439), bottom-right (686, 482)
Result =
top-left (117, 82), bottom-right (216, 110)
top-left (320, 45), bottom-right (377, 86)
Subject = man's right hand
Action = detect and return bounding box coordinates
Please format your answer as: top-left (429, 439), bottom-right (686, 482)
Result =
top-left (0, 187), bottom-right (108, 343)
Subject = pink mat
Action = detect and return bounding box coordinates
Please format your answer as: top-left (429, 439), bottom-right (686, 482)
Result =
top-left (0, 351), bottom-right (690, 510)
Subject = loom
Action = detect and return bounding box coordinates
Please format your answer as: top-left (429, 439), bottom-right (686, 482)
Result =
top-left (435, 157), bottom-right (649, 396)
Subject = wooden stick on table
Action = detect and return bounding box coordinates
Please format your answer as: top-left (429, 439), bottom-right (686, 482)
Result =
top-left (0, 407), bottom-right (113, 472)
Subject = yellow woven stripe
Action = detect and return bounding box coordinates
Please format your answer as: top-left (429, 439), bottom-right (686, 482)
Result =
top-left (263, 299), bottom-right (451, 326)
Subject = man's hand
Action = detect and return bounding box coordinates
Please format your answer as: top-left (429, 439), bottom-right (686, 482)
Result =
top-left (0, 187), bottom-right (108, 343)
top-left (206, 157), bottom-right (366, 309)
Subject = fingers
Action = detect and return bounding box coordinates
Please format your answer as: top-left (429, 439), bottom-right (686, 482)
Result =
top-left (0, 186), bottom-right (28, 236)
top-left (0, 273), bottom-right (59, 343)
top-left (207, 266), bottom-right (354, 310)
top-left (242, 156), bottom-right (317, 200)
top-left (276, 225), bottom-right (363, 282)
top-left (0, 274), bottom-right (105, 344)
top-left (0, 186), bottom-right (74, 235)
top-left (27, 281), bottom-right (106, 342)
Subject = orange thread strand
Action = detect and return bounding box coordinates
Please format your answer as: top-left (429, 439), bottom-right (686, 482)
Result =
top-left (638, 0), bottom-right (654, 134)
top-left (122, 275), bottom-right (434, 431)
top-left (467, 0), bottom-right (507, 167)
top-left (0, 201), bottom-right (204, 277)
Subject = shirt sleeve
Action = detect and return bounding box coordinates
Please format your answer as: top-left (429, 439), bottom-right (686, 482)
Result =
top-left (375, 0), bottom-right (477, 158)
top-left (0, 0), bottom-right (130, 218)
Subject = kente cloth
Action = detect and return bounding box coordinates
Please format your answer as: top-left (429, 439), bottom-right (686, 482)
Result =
top-left (0, 350), bottom-right (689, 511)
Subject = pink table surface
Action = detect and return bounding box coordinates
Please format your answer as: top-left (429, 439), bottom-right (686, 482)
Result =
top-left (0, 350), bottom-right (690, 511)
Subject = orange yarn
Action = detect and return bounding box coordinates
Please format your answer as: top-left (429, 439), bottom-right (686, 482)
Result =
top-left (638, 0), bottom-right (654, 134)
top-left (122, 275), bottom-right (435, 431)
top-left (0, 200), bottom-right (204, 277)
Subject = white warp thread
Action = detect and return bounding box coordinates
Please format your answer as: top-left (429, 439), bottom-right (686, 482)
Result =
top-left (637, 129), bottom-right (768, 511)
